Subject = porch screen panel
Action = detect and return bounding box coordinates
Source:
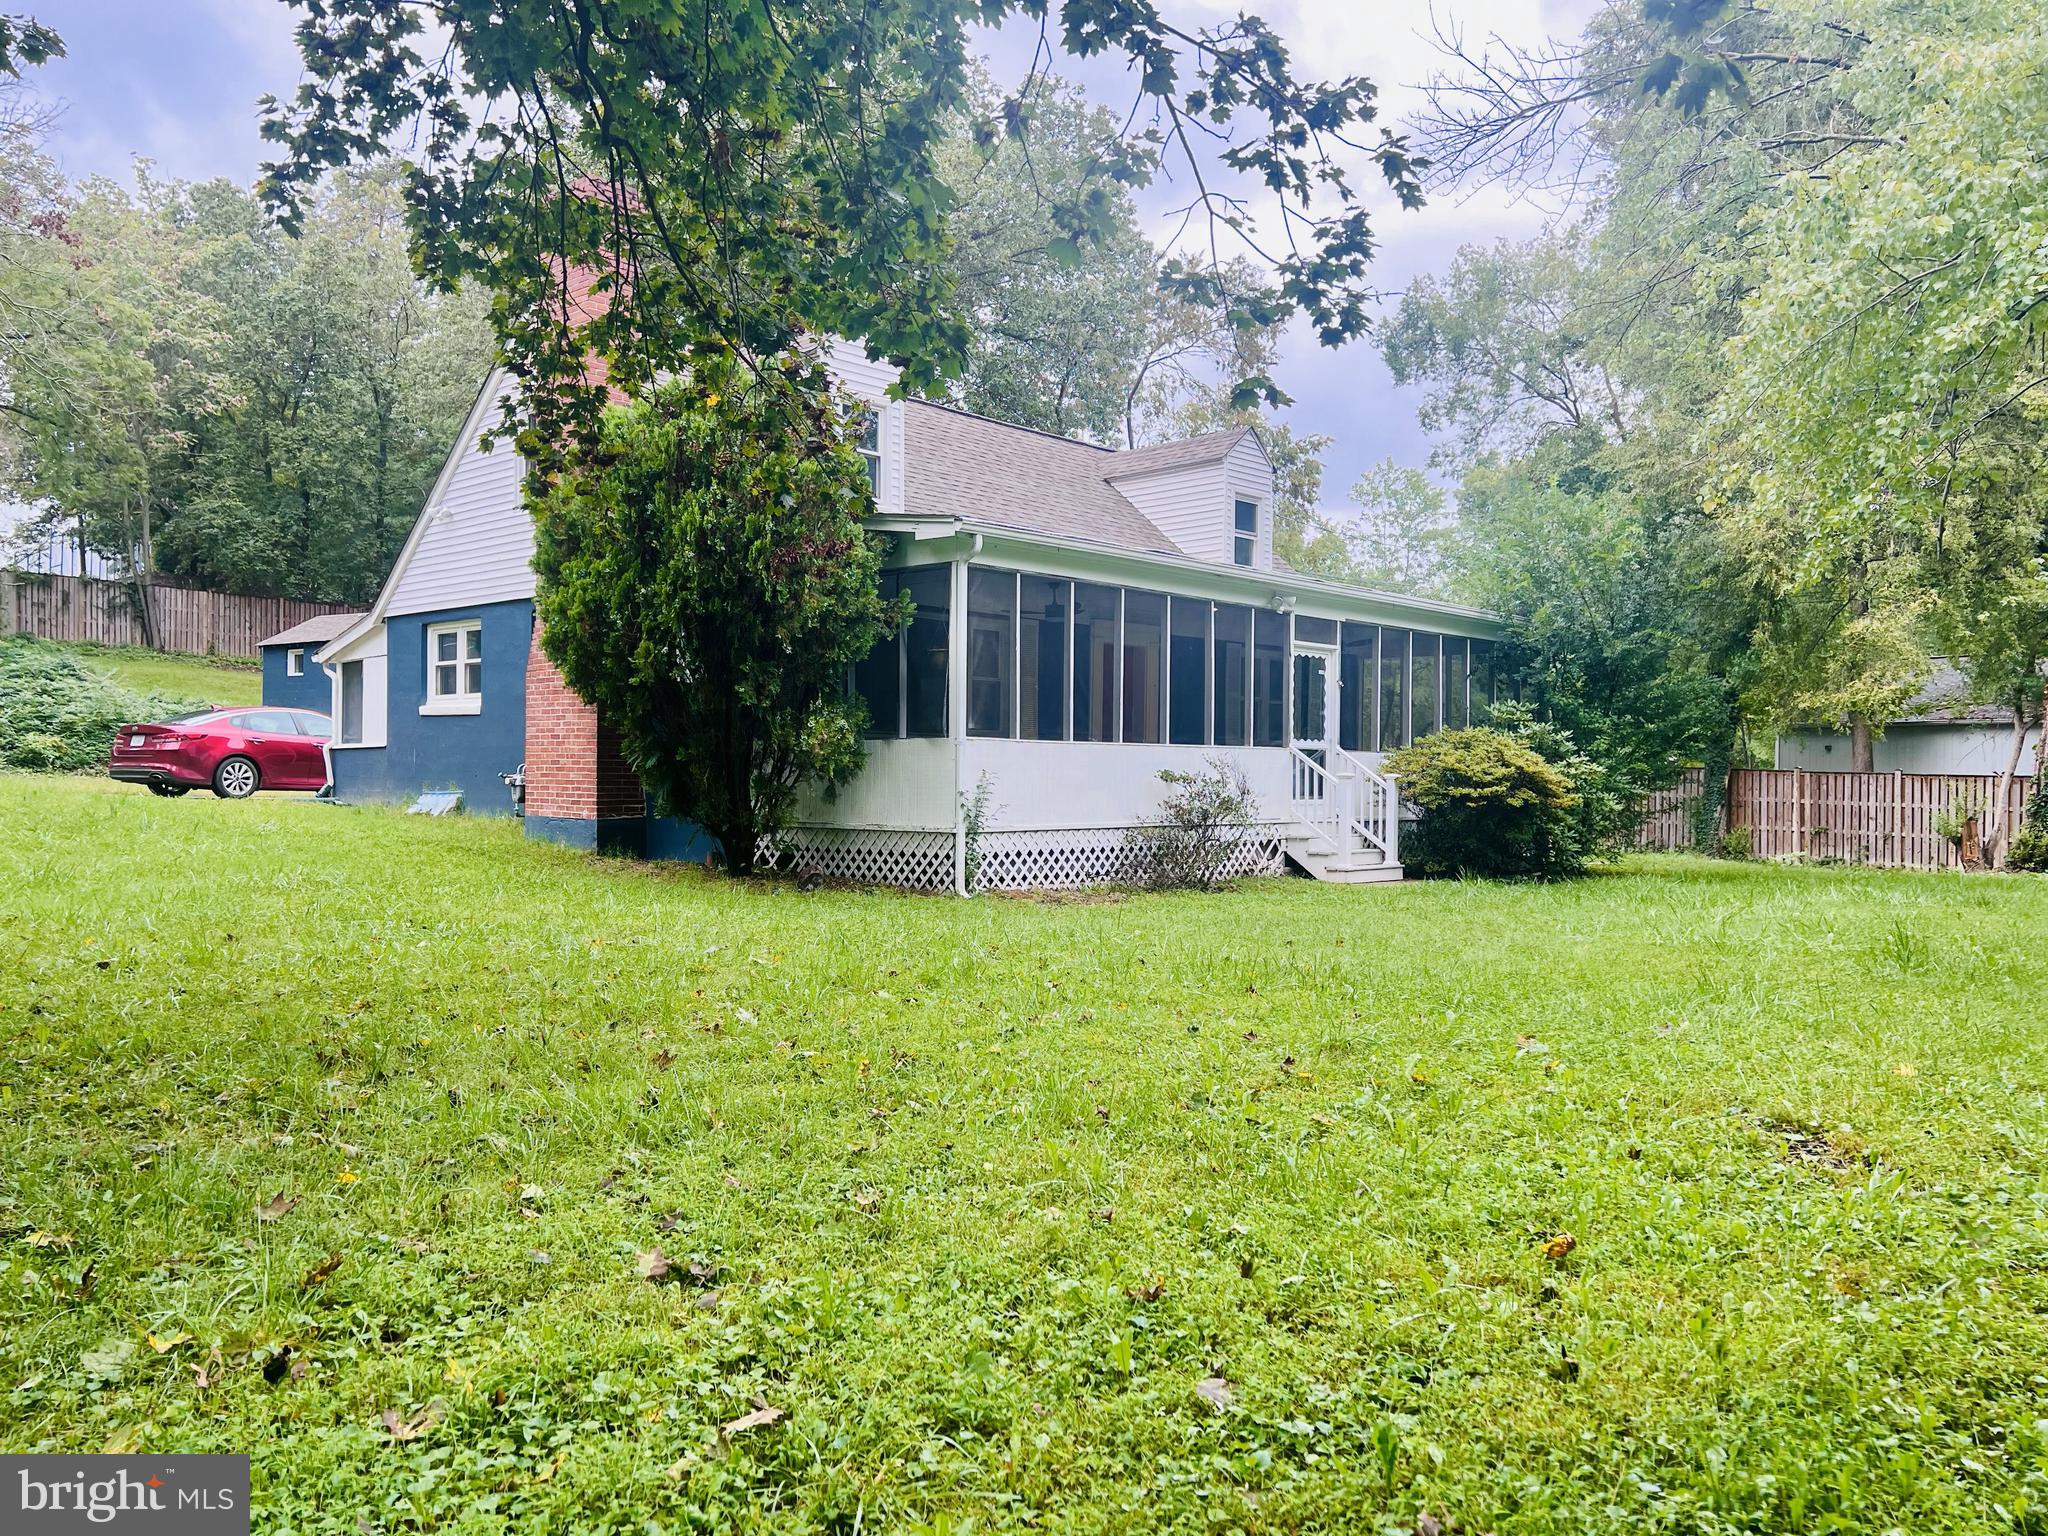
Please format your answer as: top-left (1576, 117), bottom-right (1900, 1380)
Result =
top-left (1294, 615), bottom-right (1337, 646)
top-left (853, 570), bottom-right (901, 736)
top-left (1469, 640), bottom-right (1495, 724)
top-left (1169, 598), bottom-right (1210, 744)
top-left (966, 566), bottom-right (1015, 738)
top-left (1212, 603), bottom-right (1250, 747)
top-left (1339, 622), bottom-right (1377, 753)
top-left (1019, 576), bottom-right (1069, 740)
top-left (1411, 632), bottom-right (1440, 739)
top-left (1443, 637), bottom-right (1468, 730)
top-left (902, 565), bottom-right (950, 738)
top-left (1122, 590), bottom-right (1165, 744)
top-left (1072, 582), bottom-right (1121, 742)
top-left (1378, 628), bottom-right (1409, 750)
top-left (1252, 609), bottom-right (1287, 747)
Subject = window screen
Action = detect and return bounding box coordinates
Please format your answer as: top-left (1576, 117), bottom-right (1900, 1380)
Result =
top-left (1169, 598), bottom-right (1209, 745)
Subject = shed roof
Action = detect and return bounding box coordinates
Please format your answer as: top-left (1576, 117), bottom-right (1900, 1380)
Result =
top-left (261, 612), bottom-right (364, 649)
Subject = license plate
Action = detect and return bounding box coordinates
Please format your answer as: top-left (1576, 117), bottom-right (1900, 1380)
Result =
top-left (129, 734), bottom-right (145, 748)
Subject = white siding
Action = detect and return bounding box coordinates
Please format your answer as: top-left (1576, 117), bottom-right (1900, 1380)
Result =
top-left (386, 388), bottom-right (533, 618)
top-left (327, 624), bottom-right (388, 750)
top-left (959, 739), bottom-right (1293, 832)
top-left (791, 736), bottom-right (954, 829)
top-left (1113, 462), bottom-right (1226, 562)
top-left (826, 341), bottom-right (906, 514)
top-left (1225, 434), bottom-right (1276, 569)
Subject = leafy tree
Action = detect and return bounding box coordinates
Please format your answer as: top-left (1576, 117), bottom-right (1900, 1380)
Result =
top-left (531, 357), bottom-right (896, 873)
top-left (1344, 459), bottom-right (1458, 598)
top-left (260, 0), bottom-right (1426, 460)
top-left (0, 13), bottom-right (58, 78)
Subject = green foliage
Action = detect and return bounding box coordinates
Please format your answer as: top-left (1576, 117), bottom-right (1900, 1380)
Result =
top-left (1344, 459), bottom-right (1459, 598)
top-left (4, 163), bottom-right (492, 603)
top-left (11, 774), bottom-right (2048, 1529)
top-left (0, 13), bottom-right (60, 76)
top-left (258, 0), bottom-right (1426, 460)
top-left (1387, 726), bottom-right (1585, 880)
top-left (2006, 781), bottom-right (2048, 873)
top-left (532, 358), bottom-right (894, 874)
top-left (1486, 700), bottom-right (1640, 865)
top-left (0, 637), bottom-right (208, 772)
top-left (1125, 756), bottom-right (1262, 891)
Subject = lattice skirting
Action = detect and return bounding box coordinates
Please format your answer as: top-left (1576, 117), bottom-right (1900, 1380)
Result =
top-left (762, 823), bottom-right (1287, 893)
top-left (759, 827), bottom-right (956, 891)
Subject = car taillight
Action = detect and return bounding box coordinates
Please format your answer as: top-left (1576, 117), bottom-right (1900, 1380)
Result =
top-left (154, 735), bottom-right (186, 749)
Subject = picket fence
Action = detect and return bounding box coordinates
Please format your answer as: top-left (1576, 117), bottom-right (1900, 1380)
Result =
top-left (0, 570), bottom-right (353, 659)
top-left (1637, 766), bottom-right (2035, 871)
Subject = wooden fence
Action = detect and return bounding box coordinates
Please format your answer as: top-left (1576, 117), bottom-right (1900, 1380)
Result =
top-left (1635, 765), bottom-right (2034, 871)
top-left (0, 570), bottom-right (354, 659)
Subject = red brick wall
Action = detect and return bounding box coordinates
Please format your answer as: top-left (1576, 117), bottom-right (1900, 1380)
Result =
top-left (525, 626), bottom-right (644, 822)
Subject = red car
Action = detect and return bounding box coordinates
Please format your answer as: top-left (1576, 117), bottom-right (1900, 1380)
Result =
top-left (109, 707), bottom-right (332, 799)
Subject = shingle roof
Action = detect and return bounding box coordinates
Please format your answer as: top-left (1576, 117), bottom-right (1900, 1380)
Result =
top-left (1101, 426), bottom-right (1254, 481)
top-left (1894, 661), bottom-right (2024, 726)
top-left (260, 612), bottom-right (365, 648)
top-left (900, 402), bottom-right (1182, 554)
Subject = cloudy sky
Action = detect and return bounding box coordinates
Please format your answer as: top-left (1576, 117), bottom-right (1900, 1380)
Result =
top-left (23, 0), bottom-right (1596, 503)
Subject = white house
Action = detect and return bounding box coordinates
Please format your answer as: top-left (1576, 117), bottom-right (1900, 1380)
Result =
top-left (316, 345), bottom-right (1512, 891)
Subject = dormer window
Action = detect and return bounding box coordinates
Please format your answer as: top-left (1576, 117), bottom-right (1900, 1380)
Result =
top-left (856, 408), bottom-right (882, 496)
top-left (1233, 500), bottom-right (1258, 566)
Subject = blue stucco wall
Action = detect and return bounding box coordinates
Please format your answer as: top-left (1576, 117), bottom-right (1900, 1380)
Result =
top-left (328, 598), bottom-right (533, 815)
top-left (260, 645), bottom-right (333, 713)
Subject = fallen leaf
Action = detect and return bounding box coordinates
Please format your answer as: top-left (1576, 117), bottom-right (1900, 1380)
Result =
top-left (720, 1402), bottom-right (786, 1437)
top-left (636, 1247), bottom-right (673, 1282)
top-left (256, 1192), bottom-right (298, 1223)
top-left (335, 1167), bottom-right (361, 1186)
top-left (850, 1188), bottom-right (882, 1213)
top-left (1893, 1062), bottom-right (1917, 1078)
top-left (147, 1331), bottom-right (191, 1354)
top-left (302, 1253), bottom-right (344, 1288)
top-left (380, 1401), bottom-right (443, 1442)
top-left (1540, 1231), bottom-right (1577, 1262)
top-left (356, 1515), bottom-right (376, 1536)
top-left (651, 1048), bottom-right (674, 1070)
top-left (1195, 1376), bottom-right (1234, 1412)
top-left (192, 1346), bottom-right (223, 1390)
top-left (684, 1259), bottom-right (720, 1287)
top-left (26, 1230), bottom-right (74, 1249)
top-left (1515, 1035), bottom-right (1549, 1056)
top-left (1416, 1513), bottom-right (1446, 1536)
top-left (103, 1423), bottom-right (145, 1453)
top-left (1125, 1280), bottom-right (1165, 1303)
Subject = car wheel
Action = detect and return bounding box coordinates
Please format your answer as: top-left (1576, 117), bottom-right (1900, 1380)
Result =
top-left (212, 756), bottom-right (260, 799)
top-left (148, 782), bottom-right (192, 798)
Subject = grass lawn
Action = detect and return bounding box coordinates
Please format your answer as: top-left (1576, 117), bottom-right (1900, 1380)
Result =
top-left (5, 774), bottom-right (2047, 1534)
top-left (61, 641), bottom-right (263, 706)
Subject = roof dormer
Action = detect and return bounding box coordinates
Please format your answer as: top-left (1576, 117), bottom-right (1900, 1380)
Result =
top-left (1103, 426), bottom-right (1273, 569)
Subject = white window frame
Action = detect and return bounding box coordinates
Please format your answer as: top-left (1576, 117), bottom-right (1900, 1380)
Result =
top-left (286, 647), bottom-right (305, 677)
top-left (1232, 499), bottom-right (1259, 567)
top-left (855, 408), bottom-right (882, 497)
top-left (420, 619), bottom-right (484, 716)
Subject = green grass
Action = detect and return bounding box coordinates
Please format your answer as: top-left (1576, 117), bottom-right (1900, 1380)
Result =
top-left (59, 640), bottom-right (263, 706)
top-left (5, 774), bottom-right (2047, 1534)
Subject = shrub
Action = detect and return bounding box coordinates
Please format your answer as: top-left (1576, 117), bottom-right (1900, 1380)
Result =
top-left (0, 637), bottom-right (203, 773)
top-left (1126, 757), bottom-right (1261, 890)
top-left (1483, 700), bottom-right (1640, 865)
top-left (2006, 781), bottom-right (2048, 873)
top-left (1386, 726), bottom-right (1583, 879)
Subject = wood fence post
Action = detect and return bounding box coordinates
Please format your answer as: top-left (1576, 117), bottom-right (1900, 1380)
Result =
top-left (0, 568), bottom-right (14, 637)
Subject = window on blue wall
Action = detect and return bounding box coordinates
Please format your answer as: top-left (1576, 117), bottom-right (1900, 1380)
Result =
top-left (339, 660), bottom-right (365, 745)
top-left (1252, 608), bottom-right (1287, 747)
top-left (1122, 589), bottom-right (1165, 744)
top-left (1340, 622), bottom-right (1377, 753)
top-left (1212, 603), bottom-right (1249, 746)
top-left (1020, 575), bottom-right (1069, 740)
top-left (427, 620), bottom-right (483, 704)
top-left (1072, 583), bottom-right (1121, 742)
top-left (902, 566), bottom-right (950, 738)
top-left (1169, 597), bottom-right (1209, 745)
top-left (853, 571), bottom-right (902, 736)
top-left (967, 566), bottom-right (1015, 738)
top-left (287, 648), bottom-right (305, 677)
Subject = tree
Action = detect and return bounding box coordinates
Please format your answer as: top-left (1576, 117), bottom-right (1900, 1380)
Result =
top-left (260, 0), bottom-right (1426, 461)
top-left (1345, 460), bottom-right (1458, 598)
top-left (531, 357), bottom-right (896, 873)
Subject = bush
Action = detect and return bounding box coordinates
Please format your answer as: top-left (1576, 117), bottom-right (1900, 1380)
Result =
top-left (2007, 781), bottom-right (2048, 872)
top-left (1483, 700), bottom-right (1640, 865)
top-left (0, 637), bottom-right (203, 773)
top-left (1387, 726), bottom-right (1583, 879)
top-left (1126, 757), bottom-right (1262, 890)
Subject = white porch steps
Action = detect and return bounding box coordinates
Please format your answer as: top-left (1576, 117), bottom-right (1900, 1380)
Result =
top-left (1284, 746), bottom-right (1406, 885)
top-left (1280, 830), bottom-right (1405, 884)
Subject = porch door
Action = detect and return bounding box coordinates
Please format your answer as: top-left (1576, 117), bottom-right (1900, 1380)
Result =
top-left (1291, 644), bottom-right (1336, 771)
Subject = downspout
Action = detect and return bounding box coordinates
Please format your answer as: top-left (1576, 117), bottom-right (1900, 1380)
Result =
top-left (952, 534), bottom-right (982, 897)
top-left (318, 660), bottom-right (340, 798)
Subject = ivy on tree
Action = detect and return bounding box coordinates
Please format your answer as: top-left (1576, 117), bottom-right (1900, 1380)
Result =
top-left (531, 356), bottom-right (896, 872)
